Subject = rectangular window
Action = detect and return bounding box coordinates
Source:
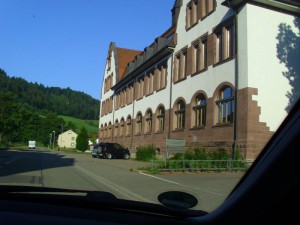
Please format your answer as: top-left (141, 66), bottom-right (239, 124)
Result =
top-left (120, 121), bottom-right (124, 136)
top-left (146, 119), bottom-right (152, 133)
top-left (225, 24), bottom-right (235, 59)
top-left (158, 117), bottom-right (164, 132)
top-left (216, 31), bottom-right (223, 63)
top-left (136, 116), bottom-right (142, 135)
top-left (194, 107), bottom-right (206, 127)
top-left (126, 119), bottom-right (131, 136)
top-left (214, 19), bottom-right (235, 64)
top-left (114, 124), bottom-right (118, 137)
top-left (101, 102), bottom-right (104, 116)
top-left (177, 111), bottom-right (185, 129)
top-left (149, 72), bottom-right (154, 94)
top-left (137, 79), bottom-right (144, 99)
top-left (155, 68), bottom-right (161, 90)
top-left (161, 63), bottom-right (167, 88)
top-left (180, 49), bottom-right (187, 80)
top-left (186, 3), bottom-right (192, 29)
top-left (200, 36), bottom-right (207, 70)
top-left (108, 126), bottom-right (111, 138)
top-left (186, 0), bottom-right (198, 30)
top-left (200, 0), bottom-right (215, 19)
top-left (145, 75), bottom-right (149, 96)
top-left (174, 49), bottom-right (187, 82)
top-left (174, 54), bottom-right (180, 82)
top-left (140, 79), bottom-right (144, 98)
top-left (207, 0), bottom-right (214, 14)
top-left (192, 41), bottom-right (200, 74)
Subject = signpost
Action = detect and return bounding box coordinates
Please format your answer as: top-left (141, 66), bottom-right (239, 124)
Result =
top-left (166, 139), bottom-right (185, 159)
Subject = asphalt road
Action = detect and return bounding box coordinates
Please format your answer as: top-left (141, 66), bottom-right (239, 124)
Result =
top-left (0, 149), bottom-right (244, 212)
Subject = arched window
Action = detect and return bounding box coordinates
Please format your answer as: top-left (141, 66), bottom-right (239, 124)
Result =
top-left (136, 113), bottom-right (142, 135)
top-left (145, 110), bottom-right (152, 134)
top-left (108, 122), bottom-right (112, 138)
top-left (114, 120), bottom-right (119, 137)
top-left (216, 86), bottom-right (234, 124)
top-left (120, 118), bottom-right (125, 136)
top-left (126, 116), bottom-right (131, 136)
top-left (175, 100), bottom-right (185, 129)
top-left (193, 94), bottom-right (206, 127)
top-left (104, 123), bottom-right (108, 138)
top-left (157, 106), bottom-right (165, 132)
top-left (100, 124), bottom-right (104, 139)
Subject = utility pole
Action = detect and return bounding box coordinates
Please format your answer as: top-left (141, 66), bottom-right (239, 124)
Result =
top-left (53, 131), bottom-right (55, 150)
top-left (60, 124), bottom-right (64, 150)
top-left (49, 133), bottom-right (52, 149)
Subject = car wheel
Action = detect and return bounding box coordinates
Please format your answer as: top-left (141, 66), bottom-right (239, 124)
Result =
top-left (124, 153), bottom-right (130, 160)
top-left (106, 153), bottom-right (112, 159)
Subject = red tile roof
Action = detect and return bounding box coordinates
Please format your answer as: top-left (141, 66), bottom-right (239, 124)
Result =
top-left (116, 47), bottom-right (142, 81)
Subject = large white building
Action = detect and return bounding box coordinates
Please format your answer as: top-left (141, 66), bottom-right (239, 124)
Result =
top-left (98, 0), bottom-right (299, 160)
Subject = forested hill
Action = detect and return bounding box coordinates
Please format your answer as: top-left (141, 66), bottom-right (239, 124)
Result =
top-left (0, 68), bottom-right (100, 120)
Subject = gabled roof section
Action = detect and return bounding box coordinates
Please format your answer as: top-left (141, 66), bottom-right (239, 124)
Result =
top-left (110, 2), bottom-right (177, 91)
top-left (111, 25), bottom-right (176, 91)
top-left (116, 48), bottom-right (142, 81)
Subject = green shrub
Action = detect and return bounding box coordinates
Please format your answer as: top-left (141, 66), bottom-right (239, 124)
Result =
top-left (211, 149), bottom-right (229, 160)
top-left (193, 148), bottom-right (209, 160)
top-left (171, 153), bottom-right (184, 160)
top-left (136, 145), bottom-right (156, 161)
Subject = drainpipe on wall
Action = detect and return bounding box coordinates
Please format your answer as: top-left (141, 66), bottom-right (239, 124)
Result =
top-left (167, 47), bottom-right (175, 140)
top-left (130, 82), bottom-right (135, 151)
top-left (98, 101), bottom-right (102, 141)
top-left (232, 4), bottom-right (239, 159)
top-left (112, 94), bottom-right (115, 143)
top-left (167, 47), bottom-right (175, 160)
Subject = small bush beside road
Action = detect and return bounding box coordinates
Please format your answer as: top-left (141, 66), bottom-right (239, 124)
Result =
top-left (135, 145), bottom-right (157, 161)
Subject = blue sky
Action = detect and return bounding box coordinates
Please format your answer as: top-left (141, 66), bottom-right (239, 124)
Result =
top-left (0, 0), bottom-right (174, 100)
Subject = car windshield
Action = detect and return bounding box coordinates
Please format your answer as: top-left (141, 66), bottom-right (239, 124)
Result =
top-left (0, 0), bottom-right (299, 214)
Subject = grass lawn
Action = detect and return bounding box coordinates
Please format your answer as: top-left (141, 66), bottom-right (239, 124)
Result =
top-left (58, 115), bottom-right (99, 134)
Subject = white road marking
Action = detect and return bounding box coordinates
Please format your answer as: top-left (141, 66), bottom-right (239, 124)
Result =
top-left (74, 165), bottom-right (154, 203)
top-left (138, 171), bottom-right (180, 185)
top-left (4, 158), bottom-right (19, 165)
top-left (139, 171), bottom-right (224, 197)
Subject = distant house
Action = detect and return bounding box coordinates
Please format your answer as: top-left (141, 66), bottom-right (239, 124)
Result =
top-left (57, 130), bottom-right (78, 149)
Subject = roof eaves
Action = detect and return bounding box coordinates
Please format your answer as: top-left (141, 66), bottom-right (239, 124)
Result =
top-left (222, 0), bottom-right (300, 16)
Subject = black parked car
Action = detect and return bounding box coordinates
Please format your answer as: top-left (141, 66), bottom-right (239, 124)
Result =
top-left (91, 147), bottom-right (99, 158)
top-left (93, 142), bottom-right (130, 159)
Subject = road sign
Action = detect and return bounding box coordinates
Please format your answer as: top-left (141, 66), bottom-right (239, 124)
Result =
top-left (166, 139), bottom-right (185, 152)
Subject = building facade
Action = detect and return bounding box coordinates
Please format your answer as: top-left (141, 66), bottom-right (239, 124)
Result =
top-left (57, 130), bottom-right (78, 149)
top-left (98, 0), bottom-right (299, 160)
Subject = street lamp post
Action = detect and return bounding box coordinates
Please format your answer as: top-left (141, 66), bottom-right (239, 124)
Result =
top-left (60, 124), bottom-right (64, 150)
top-left (53, 131), bottom-right (55, 150)
top-left (49, 133), bottom-right (52, 149)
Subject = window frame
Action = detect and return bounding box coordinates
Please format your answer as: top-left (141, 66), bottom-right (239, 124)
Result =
top-left (136, 113), bottom-right (143, 135)
top-left (216, 86), bottom-right (235, 125)
top-left (213, 18), bottom-right (235, 65)
top-left (193, 93), bottom-right (207, 128)
top-left (174, 100), bottom-right (186, 130)
top-left (145, 110), bottom-right (153, 134)
top-left (156, 106), bottom-right (165, 133)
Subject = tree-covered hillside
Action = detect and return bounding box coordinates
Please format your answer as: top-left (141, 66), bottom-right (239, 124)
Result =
top-left (0, 68), bottom-right (100, 120)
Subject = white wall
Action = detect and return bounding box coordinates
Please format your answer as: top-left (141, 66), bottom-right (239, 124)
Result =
top-left (172, 0), bottom-right (235, 104)
top-left (238, 4), bottom-right (297, 131)
top-left (99, 46), bottom-right (118, 127)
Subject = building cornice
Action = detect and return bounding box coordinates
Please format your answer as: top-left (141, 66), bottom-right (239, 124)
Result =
top-left (222, 0), bottom-right (300, 16)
